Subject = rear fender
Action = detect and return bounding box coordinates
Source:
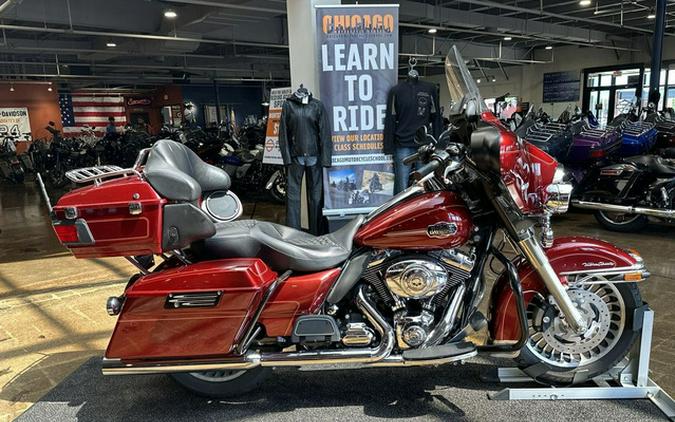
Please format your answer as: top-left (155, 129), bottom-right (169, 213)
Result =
top-left (488, 236), bottom-right (641, 341)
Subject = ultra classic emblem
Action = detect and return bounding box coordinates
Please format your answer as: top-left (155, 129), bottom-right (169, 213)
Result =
top-left (426, 222), bottom-right (458, 239)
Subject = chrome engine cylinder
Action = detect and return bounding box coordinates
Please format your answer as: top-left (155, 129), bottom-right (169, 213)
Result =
top-left (385, 259), bottom-right (448, 299)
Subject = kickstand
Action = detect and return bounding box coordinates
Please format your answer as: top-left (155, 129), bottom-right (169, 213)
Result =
top-left (487, 307), bottom-right (675, 421)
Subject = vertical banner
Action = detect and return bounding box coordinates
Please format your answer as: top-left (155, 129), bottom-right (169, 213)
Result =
top-left (316, 5), bottom-right (398, 216)
top-left (262, 87), bottom-right (292, 165)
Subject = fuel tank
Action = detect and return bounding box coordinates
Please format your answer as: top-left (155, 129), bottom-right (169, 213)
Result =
top-left (354, 191), bottom-right (473, 250)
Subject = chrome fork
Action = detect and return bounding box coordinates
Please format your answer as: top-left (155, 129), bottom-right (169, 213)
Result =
top-left (518, 235), bottom-right (588, 333)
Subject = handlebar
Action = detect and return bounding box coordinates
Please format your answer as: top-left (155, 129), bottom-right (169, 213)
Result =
top-left (411, 150), bottom-right (450, 180)
top-left (402, 151), bottom-right (420, 165)
top-left (411, 159), bottom-right (441, 180)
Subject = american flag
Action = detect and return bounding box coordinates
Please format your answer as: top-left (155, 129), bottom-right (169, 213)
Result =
top-left (59, 92), bottom-right (127, 135)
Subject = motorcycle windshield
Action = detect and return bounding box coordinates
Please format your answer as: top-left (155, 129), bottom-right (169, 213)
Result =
top-left (445, 45), bottom-right (488, 116)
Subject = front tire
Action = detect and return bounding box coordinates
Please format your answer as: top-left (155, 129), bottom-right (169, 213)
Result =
top-left (594, 210), bottom-right (648, 232)
top-left (516, 282), bottom-right (642, 385)
top-left (170, 367), bottom-right (271, 398)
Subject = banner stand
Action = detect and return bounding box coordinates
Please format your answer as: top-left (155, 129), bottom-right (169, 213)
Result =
top-left (316, 4), bottom-right (399, 225)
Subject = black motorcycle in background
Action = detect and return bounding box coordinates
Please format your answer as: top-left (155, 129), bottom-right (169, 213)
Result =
top-left (0, 135), bottom-right (25, 183)
top-left (573, 155), bottom-right (675, 231)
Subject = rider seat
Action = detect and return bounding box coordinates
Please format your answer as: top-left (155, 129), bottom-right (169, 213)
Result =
top-left (144, 139), bottom-right (231, 202)
top-left (193, 216), bottom-right (364, 272)
top-left (625, 155), bottom-right (675, 178)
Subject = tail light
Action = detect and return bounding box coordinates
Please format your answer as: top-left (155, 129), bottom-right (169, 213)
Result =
top-left (52, 219), bottom-right (95, 246)
top-left (590, 149), bottom-right (605, 158)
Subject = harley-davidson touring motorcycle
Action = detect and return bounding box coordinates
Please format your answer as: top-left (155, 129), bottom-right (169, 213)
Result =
top-left (572, 154), bottom-right (675, 232)
top-left (43, 46), bottom-right (649, 398)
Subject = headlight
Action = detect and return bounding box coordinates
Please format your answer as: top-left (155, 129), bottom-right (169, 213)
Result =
top-left (551, 164), bottom-right (569, 184)
top-left (545, 165), bottom-right (573, 214)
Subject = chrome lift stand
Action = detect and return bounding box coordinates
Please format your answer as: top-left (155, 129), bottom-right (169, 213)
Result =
top-left (488, 308), bottom-right (675, 421)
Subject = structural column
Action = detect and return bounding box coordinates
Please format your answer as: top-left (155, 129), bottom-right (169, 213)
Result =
top-left (648, 0), bottom-right (667, 105)
top-left (285, 0), bottom-right (339, 229)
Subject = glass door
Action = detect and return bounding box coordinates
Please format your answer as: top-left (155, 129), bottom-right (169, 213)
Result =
top-left (588, 89), bottom-right (611, 127)
top-left (614, 88), bottom-right (637, 116)
top-left (583, 66), bottom-right (643, 127)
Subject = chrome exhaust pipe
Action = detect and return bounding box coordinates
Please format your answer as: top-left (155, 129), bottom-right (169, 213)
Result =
top-left (573, 200), bottom-right (675, 219)
top-left (102, 286), bottom-right (395, 375)
top-left (260, 286), bottom-right (395, 366)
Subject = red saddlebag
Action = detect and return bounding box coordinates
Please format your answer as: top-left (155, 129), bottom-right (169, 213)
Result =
top-left (106, 258), bottom-right (277, 360)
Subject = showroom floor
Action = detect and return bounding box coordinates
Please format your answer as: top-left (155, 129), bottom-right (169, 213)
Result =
top-left (0, 182), bottom-right (673, 421)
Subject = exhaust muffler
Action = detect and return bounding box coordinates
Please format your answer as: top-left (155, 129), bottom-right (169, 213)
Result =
top-left (572, 200), bottom-right (675, 219)
top-left (102, 286), bottom-right (396, 375)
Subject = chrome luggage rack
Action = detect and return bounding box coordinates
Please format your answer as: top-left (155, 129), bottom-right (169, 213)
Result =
top-left (65, 166), bottom-right (140, 185)
top-left (65, 148), bottom-right (150, 185)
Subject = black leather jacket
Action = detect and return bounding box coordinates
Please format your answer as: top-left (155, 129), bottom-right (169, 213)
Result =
top-left (278, 94), bottom-right (332, 167)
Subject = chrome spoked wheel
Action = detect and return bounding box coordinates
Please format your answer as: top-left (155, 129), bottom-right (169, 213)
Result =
top-left (598, 211), bottom-right (641, 225)
top-left (525, 282), bottom-right (626, 368)
top-left (189, 370), bottom-right (246, 382)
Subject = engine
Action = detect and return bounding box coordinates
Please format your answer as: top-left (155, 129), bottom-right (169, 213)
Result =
top-left (356, 249), bottom-right (475, 349)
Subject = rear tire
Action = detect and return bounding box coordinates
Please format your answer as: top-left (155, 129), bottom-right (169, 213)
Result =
top-left (515, 282), bottom-right (642, 385)
top-left (170, 367), bottom-right (271, 398)
top-left (594, 210), bottom-right (648, 232)
top-left (269, 175), bottom-right (286, 203)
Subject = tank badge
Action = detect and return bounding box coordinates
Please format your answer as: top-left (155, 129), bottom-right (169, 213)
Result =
top-left (426, 222), bottom-right (458, 238)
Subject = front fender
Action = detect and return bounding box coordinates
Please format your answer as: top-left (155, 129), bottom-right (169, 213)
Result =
top-left (488, 236), bottom-right (641, 342)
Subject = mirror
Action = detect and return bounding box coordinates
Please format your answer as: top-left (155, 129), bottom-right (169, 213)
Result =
top-left (414, 126), bottom-right (429, 145)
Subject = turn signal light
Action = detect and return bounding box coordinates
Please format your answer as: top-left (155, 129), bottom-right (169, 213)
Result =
top-left (623, 272), bottom-right (644, 282)
top-left (54, 224), bottom-right (79, 243)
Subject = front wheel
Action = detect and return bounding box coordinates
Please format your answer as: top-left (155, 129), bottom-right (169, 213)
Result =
top-left (594, 210), bottom-right (648, 232)
top-left (516, 282), bottom-right (642, 385)
top-left (170, 367), bottom-right (271, 398)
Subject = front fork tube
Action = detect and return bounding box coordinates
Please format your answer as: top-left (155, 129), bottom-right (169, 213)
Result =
top-left (517, 235), bottom-right (587, 333)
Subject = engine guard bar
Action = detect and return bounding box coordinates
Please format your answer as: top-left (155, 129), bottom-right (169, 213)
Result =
top-left (478, 247), bottom-right (528, 352)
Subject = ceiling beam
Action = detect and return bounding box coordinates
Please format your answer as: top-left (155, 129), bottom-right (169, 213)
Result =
top-left (455, 0), bottom-right (657, 35)
top-left (0, 23), bottom-right (289, 49)
top-left (162, 0), bottom-right (285, 15)
top-left (399, 0), bottom-right (616, 44)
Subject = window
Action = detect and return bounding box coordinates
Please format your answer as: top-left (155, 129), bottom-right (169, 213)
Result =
top-left (643, 68), bottom-right (669, 109)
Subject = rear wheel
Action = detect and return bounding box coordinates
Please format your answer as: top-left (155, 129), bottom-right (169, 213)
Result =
top-left (516, 281), bottom-right (642, 385)
top-left (170, 367), bottom-right (271, 398)
top-left (268, 174), bottom-right (286, 203)
top-left (594, 210), bottom-right (648, 232)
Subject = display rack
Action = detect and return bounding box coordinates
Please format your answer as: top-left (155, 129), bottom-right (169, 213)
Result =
top-left (488, 308), bottom-right (675, 421)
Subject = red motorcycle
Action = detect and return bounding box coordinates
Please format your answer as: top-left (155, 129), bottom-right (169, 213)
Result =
top-left (44, 47), bottom-right (649, 398)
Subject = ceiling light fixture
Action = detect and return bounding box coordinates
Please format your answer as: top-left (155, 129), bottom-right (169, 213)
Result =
top-left (261, 101), bottom-right (270, 107)
top-left (579, 0), bottom-right (591, 6)
top-left (106, 42), bottom-right (116, 47)
top-left (164, 9), bottom-right (178, 19)
top-left (545, 45), bottom-right (553, 50)
top-left (428, 28), bottom-right (437, 34)
top-left (47, 86), bottom-right (53, 92)
top-left (503, 36), bottom-right (512, 41)
top-left (10, 83), bottom-right (14, 92)
top-left (647, 8), bottom-right (656, 19)
top-left (476, 78), bottom-right (481, 83)
top-left (492, 77), bottom-right (497, 82)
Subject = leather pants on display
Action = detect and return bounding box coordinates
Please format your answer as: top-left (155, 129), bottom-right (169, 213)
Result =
top-left (286, 157), bottom-right (323, 235)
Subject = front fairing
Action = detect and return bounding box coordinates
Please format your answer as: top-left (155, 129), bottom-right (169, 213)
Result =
top-left (481, 111), bottom-right (557, 214)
